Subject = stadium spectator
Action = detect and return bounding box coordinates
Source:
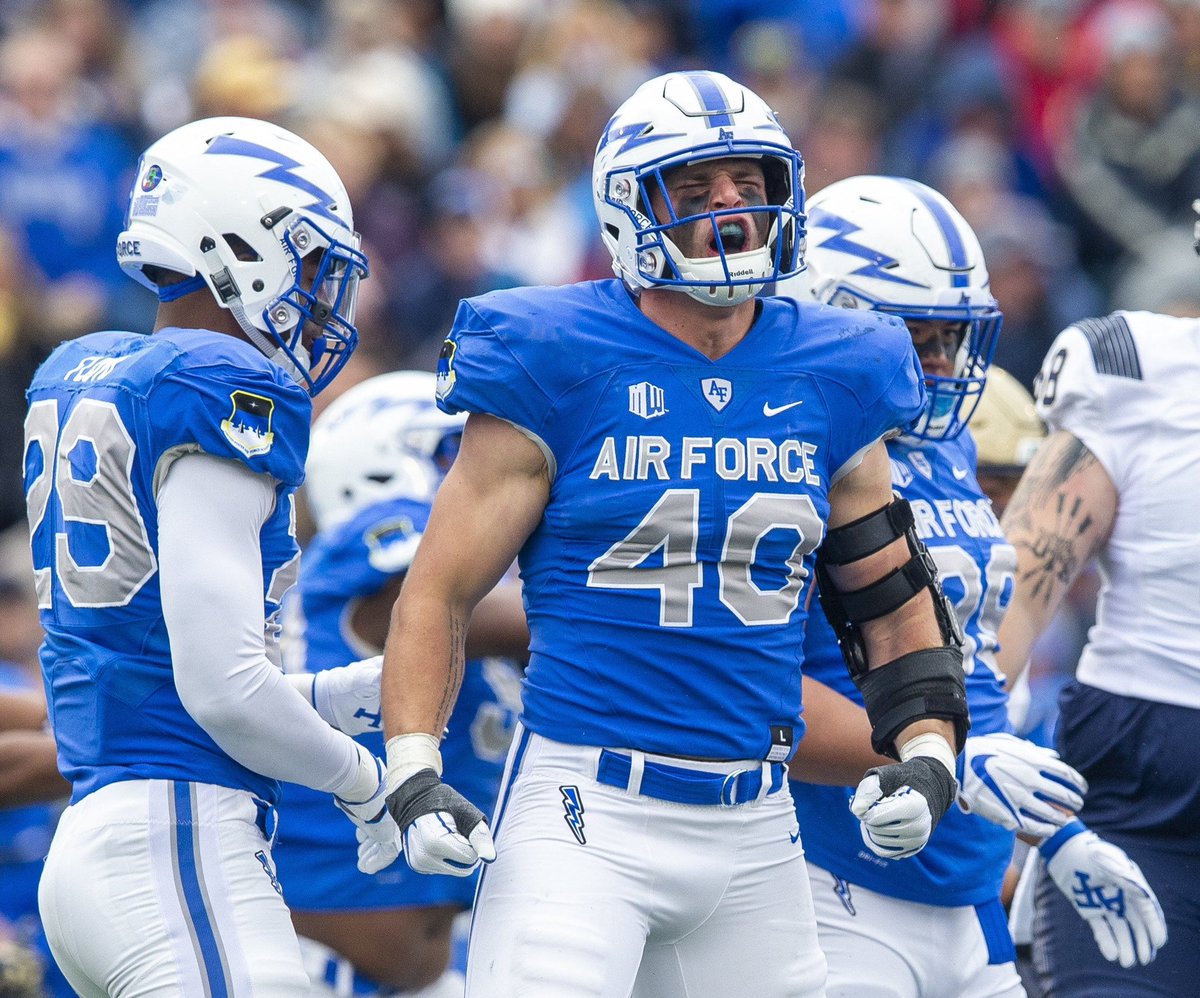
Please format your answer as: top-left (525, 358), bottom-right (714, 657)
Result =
top-left (1053, 0), bottom-right (1200, 289)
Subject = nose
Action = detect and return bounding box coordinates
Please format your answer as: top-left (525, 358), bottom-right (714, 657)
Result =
top-left (709, 173), bottom-right (743, 210)
top-left (915, 339), bottom-right (955, 377)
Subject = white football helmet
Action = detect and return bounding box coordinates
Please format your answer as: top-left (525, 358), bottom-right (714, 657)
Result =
top-left (118, 116), bottom-right (369, 395)
top-left (593, 71), bottom-right (805, 307)
top-left (798, 175), bottom-right (1002, 440)
top-left (305, 372), bottom-right (465, 531)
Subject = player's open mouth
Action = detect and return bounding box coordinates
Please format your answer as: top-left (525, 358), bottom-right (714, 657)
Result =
top-left (708, 220), bottom-right (748, 255)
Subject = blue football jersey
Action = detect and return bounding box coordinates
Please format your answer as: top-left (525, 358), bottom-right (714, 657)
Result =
top-left (272, 496), bottom-right (521, 911)
top-left (436, 279), bottom-right (924, 761)
top-left (24, 328), bottom-right (309, 804)
top-left (791, 430), bottom-right (1018, 907)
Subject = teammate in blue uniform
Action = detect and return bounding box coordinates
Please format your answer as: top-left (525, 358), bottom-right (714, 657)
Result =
top-left (22, 117), bottom-right (403, 996)
top-left (377, 72), bottom-right (972, 997)
top-left (272, 373), bottom-right (524, 997)
top-left (781, 175), bottom-right (1165, 998)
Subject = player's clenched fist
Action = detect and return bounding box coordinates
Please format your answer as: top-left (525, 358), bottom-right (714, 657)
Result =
top-left (850, 753), bottom-right (957, 860)
top-left (384, 732), bottom-right (496, 877)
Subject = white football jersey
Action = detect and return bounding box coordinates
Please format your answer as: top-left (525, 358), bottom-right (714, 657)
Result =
top-left (1035, 311), bottom-right (1200, 708)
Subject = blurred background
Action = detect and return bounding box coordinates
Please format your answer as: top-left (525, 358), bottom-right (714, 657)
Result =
top-left (1, 0), bottom-right (1195, 988)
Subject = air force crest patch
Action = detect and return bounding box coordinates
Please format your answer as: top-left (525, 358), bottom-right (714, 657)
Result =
top-left (701, 377), bottom-right (732, 411)
top-left (221, 391), bottom-right (275, 458)
top-left (436, 340), bottom-right (457, 401)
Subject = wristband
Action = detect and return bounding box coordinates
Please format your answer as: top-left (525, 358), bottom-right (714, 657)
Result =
top-left (385, 733), bottom-right (443, 794)
top-left (898, 731), bottom-right (956, 779)
top-left (1039, 818), bottom-right (1088, 861)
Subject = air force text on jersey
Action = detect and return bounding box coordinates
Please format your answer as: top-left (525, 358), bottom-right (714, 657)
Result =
top-left (908, 495), bottom-right (1003, 542)
top-left (589, 434), bottom-right (821, 486)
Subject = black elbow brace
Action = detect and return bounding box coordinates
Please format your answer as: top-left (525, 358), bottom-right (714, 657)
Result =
top-left (815, 496), bottom-right (970, 758)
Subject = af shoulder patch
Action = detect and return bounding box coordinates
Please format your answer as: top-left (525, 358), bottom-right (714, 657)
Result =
top-left (221, 390), bottom-right (276, 458)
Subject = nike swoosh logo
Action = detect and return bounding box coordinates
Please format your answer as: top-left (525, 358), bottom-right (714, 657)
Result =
top-left (763, 400), bottom-right (804, 417)
top-left (952, 466), bottom-right (969, 480)
top-left (789, 828), bottom-right (801, 844)
top-left (970, 754), bottom-right (1019, 824)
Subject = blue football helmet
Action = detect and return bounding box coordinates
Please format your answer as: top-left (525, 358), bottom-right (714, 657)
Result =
top-left (593, 71), bottom-right (806, 307)
top-left (118, 116), bottom-right (369, 396)
top-left (790, 175), bottom-right (1001, 440)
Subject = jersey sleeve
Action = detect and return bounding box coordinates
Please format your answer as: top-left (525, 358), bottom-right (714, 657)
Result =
top-left (1034, 320), bottom-right (1122, 485)
top-left (435, 295), bottom-right (557, 449)
top-left (148, 360), bottom-right (311, 487)
top-left (823, 311), bottom-right (927, 479)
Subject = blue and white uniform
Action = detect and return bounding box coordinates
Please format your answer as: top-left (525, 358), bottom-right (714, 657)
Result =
top-left (25, 329), bottom-right (364, 997)
top-left (436, 278), bottom-right (924, 997)
top-left (273, 496), bottom-right (519, 915)
top-left (26, 330), bottom-right (306, 804)
top-left (792, 431), bottom-right (1025, 998)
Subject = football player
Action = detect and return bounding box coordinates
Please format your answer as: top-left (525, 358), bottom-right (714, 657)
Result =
top-left (24, 117), bottom-right (400, 996)
top-left (378, 72), bottom-right (970, 996)
top-left (272, 372), bottom-right (525, 997)
top-left (780, 175), bottom-right (1165, 998)
top-left (994, 211), bottom-right (1200, 994)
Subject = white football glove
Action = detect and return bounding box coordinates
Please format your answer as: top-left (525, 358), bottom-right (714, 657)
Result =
top-left (1041, 821), bottom-right (1168, 968)
top-left (333, 749), bottom-right (403, 875)
top-left (386, 768), bottom-right (496, 877)
top-left (850, 754), bottom-right (957, 860)
top-left (958, 732), bottom-right (1086, 838)
top-left (311, 656), bottom-right (384, 736)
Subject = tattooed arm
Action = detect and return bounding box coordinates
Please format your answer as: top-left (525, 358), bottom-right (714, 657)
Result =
top-left (995, 431), bottom-right (1118, 687)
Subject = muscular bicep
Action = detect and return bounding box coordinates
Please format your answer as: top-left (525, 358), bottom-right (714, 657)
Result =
top-left (405, 413), bottom-right (549, 614)
top-left (997, 430), bottom-right (1116, 682)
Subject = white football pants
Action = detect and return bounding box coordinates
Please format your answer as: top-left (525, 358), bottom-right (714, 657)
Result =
top-left (808, 862), bottom-right (1025, 998)
top-left (465, 727), bottom-right (827, 997)
top-left (39, 779), bottom-right (310, 997)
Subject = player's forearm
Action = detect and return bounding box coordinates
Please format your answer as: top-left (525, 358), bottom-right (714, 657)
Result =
top-left (790, 677), bottom-right (889, 785)
top-left (159, 452), bottom-right (366, 798)
top-left (997, 431), bottom-right (1116, 685)
top-left (382, 582), bottom-right (467, 741)
top-left (0, 690), bottom-right (47, 732)
top-left (0, 729), bottom-right (68, 805)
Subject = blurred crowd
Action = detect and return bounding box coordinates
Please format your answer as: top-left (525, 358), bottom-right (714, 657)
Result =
top-left (2, 0), bottom-right (1199, 982)
top-left (3, 0), bottom-right (1200, 525)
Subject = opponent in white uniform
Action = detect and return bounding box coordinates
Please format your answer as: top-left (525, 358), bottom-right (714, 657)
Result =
top-left (999, 300), bottom-right (1197, 994)
top-left (377, 72), bottom-right (972, 997)
top-left (24, 117), bottom-right (401, 997)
